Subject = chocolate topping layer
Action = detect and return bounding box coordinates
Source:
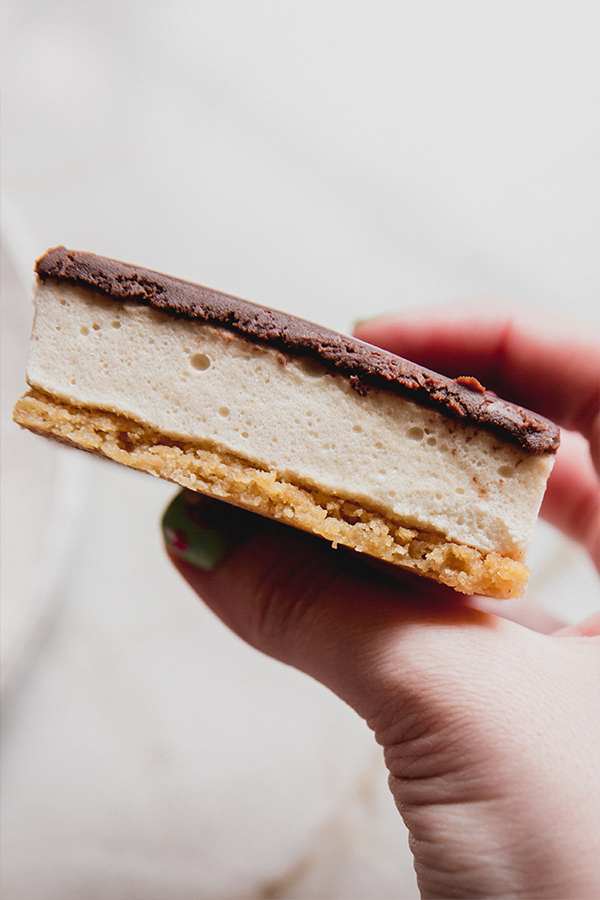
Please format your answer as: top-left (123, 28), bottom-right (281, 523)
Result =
top-left (36, 247), bottom-right (560, 453)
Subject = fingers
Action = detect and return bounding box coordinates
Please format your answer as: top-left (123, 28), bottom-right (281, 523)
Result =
top-left (466, 594), bottom-right (565, 634)
top-left (162, 490), bottom-right (490, 723)
top-left (553, 611), bottom-right (600, 637)
top-left (354, 300), bottom-right (600, 464)
top-left (541, 428), bottom-right (600, 566)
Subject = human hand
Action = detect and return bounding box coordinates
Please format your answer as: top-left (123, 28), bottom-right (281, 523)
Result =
top-left (163, 301), bottom-right (600, 899)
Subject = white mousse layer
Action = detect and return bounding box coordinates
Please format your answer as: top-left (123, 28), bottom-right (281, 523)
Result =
top-left (27, 280), bottom-right (554, 558)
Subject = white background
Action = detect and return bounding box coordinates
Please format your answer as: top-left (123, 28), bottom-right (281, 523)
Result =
top-left (1, 2), bottom-right (599, 898)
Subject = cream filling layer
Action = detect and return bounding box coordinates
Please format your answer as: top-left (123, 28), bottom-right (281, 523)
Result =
top-left (27, 280), bottom-right (554, 558)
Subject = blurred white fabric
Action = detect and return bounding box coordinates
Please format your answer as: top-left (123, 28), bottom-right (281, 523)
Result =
top-left (1, 2), bottom-right (599, 898)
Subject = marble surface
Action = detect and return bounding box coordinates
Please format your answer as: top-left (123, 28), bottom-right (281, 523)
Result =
top-left (2, 2), bottom-right (599, 898)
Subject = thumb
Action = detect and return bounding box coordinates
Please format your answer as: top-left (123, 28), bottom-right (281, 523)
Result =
top-left (162, 491), bottom-right (600, 900)
top-left (161, 489), bottom-right (488, 724)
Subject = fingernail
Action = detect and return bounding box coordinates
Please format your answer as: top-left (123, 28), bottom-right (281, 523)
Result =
top-left (353, 312), bottom-right (388, 329)
top-left (162, 491), bottom-right (237, 571)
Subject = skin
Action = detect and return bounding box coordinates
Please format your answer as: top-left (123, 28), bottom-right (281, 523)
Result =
top-left (165, 301), bottom-right (600, 899)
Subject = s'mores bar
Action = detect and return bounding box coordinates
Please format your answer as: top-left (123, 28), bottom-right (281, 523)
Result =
top-left (13, 248), bottom-right (559, 598)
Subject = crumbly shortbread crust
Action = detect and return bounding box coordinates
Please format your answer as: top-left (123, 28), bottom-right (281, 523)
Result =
top-left (13, 389), bottom-right (530, 599)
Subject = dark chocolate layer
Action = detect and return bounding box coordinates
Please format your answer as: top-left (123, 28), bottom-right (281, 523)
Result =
top-left (36, 247), bottom-right (560, 453)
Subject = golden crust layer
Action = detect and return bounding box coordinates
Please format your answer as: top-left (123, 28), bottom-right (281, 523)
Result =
top-left (13, 389), bottom-right (529, 599)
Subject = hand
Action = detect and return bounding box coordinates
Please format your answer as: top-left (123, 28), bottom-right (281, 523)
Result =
top-left (163, 301), bottom-right (600, 899)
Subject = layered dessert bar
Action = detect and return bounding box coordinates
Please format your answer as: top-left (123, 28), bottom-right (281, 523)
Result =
top-left (13, 248), bottom-right (559, 598)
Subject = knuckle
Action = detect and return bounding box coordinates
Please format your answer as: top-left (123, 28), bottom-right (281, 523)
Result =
top-left (245, 537), bottom-right (335, 656)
